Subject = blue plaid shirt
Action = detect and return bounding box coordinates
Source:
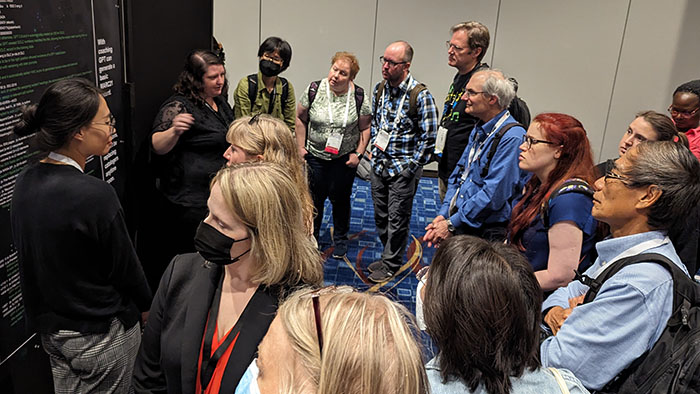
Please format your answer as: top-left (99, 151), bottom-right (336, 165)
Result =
top-left (370, 74), bottom-right (438, 176)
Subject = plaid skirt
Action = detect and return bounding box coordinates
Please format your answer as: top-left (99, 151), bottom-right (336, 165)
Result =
top-left (41, 318), bottom-right (140, 394)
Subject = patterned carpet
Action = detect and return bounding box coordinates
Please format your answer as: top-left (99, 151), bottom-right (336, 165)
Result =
top-left (317, 176), bottom-right (441, 315)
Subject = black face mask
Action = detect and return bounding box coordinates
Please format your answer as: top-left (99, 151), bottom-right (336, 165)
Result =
top-left (259, 59), bottom-right (282, 77)
top-left (194, 222), bottom-right (250, 266)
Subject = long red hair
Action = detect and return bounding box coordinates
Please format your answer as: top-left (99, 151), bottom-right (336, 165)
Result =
top-left (509, 113), bottom-right (596, 250)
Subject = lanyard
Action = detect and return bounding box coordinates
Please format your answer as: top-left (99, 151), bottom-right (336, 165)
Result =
top-left (591, 236), bottom-right (671, 279)
top-left (460, 111), bottom-right (511, 182)
top-left (47, 152), bottom-right (83, 172)
top-left (200, 275), bottom-right (241, 393)
top-left (324, 78), bottom-right (352, 128)
top-left (204, 100), bottom-right (228, 127)
top-left (379, 76), bottom-right (412, 132)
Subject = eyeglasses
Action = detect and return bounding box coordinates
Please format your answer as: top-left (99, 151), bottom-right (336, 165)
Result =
top-left (667, 105), bottom-right (700, 119)
top-left (301, 286), bottom-right (354, 358)
top-left (445, 41), bottom-right (467, 51)
top-left (604, 166), bottom-right (632, 185)
top-left (92, 114), bottom-right (116, 132)
top-left (261, 53), bottom-right (283, 66)
top-left (522, 135), bottom-right (556, 150)
top-left (379, 56), bottom-right (406, 67)
top-left (463, 89), bottom-right (488, 99)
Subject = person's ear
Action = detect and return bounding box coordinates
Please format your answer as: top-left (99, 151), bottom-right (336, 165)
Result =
top-left (636, 184), bottom-right (662, 210)
top-left (74, 127), bottom-right (87, 142)
top-left (472, 47), bottom-right (482, 59)
top-left (554, 148), bottom-right (562, 159)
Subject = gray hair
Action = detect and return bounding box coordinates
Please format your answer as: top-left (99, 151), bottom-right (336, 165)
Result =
top-left (450, 21), bottom-right (490, 62)
top-left (623, 141), bottom-right (700, 230)
top-left (475, 69), bottom-right (515, 110)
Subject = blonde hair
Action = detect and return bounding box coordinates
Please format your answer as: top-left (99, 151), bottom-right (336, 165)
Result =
top-left (277, 287), bottom-right (429, 394)
top-left (211, 162), bottom-right (322, 286)
top-left (331, 52), bottom-right (360, 80)
top-left (226, 114), bottom-right (314, 234)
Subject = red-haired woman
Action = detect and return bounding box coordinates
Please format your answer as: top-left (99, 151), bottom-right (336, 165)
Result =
top-left (508, 113), bottom-right (598, 292)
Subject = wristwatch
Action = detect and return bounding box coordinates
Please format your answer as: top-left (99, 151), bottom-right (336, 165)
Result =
top-left (354, 151), bottom-right (363, 158)
top-left (446, 218), bottom-right (455, 234)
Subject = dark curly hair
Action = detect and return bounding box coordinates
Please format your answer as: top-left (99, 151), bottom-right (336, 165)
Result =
top-left (173, 49), bottom-right (227, 106)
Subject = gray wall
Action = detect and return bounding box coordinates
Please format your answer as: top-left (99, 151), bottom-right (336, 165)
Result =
top-left (214, 0), bottom-right (700, 161)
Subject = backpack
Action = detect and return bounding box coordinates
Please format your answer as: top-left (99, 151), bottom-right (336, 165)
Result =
top-left (372, 81), bottom-right (427, 124)
top-left (247, 73), bottom-right (289, 114)
top-left (479, 122), bottom-right (524, 178)
top-left (540, 178), bottom-right (594, 229)
top-left (507, 77), bottom-right (531, 128)
top-left (307, 80), bottom-right (365, 119)
top-left (576, 253), bottom-right (700, 394)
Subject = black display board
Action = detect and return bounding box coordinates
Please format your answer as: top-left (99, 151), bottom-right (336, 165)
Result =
top-left (0, 0), bottom-right (126, 390)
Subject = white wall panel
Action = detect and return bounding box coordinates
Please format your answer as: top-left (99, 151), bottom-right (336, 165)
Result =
top-left (373, 0), bottom-right (499, 109)
top-left (601, 0), bottom-right (687, 161)
top-left (213, 0), bottom-right (260, 103)
top-left (492, 0), bottom-right (629, 160)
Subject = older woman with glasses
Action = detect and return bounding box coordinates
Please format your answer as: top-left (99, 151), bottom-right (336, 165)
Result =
top-left (422, 235), bottom-right (589, 394)
top-left (11, 78), bottom-right (151, 392)
top-left (234, 286), bottom-right (429, 394)
top-left (295, 52), bottom-right (372, 256)
top-left (508, 113), bottom-right (598, 292)
top-left (234, 37), bottom-right (296, 131)
top-left (133, 162), bottom-right (323, 393)
top-left (541, 141), bottom-right (700, 391)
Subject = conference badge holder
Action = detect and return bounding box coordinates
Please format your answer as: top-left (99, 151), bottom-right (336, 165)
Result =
top-left (324, 132), bottom-right (343, 154)
top-left (374, 129), bottom-right (390, 152)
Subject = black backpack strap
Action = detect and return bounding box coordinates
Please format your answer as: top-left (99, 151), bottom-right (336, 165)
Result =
top-left (307, 80), bottom-right (321, 109)
top-left (479, 122), bottom-right (523, 178)
top-left (354, 85), bottom-right (364, 118)
top-left (279, 76), bottom-right (289, 113)
top-left (247, 74), bottom-right (258, 112)
top-left (541, 179), bottom-right (594, 229)
top-left (581, 253), bottom-right (690, 305)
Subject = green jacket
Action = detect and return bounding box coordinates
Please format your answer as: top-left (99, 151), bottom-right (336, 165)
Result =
top-left (233, 71), bottom-right (296, 132)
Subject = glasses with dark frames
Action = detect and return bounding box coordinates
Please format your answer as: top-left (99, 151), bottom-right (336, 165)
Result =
top-left (379, 56), bottom-right (406, 67)
top-left (248, 113), bottom-right (262, 125)
top-left (522, 135), bottom-right (556, 150)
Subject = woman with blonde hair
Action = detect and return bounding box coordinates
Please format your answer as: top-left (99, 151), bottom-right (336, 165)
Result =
top-left (224, 114), bottom-right (314, 234)
top-left (133, 162), bottom-right (323, 393)
top-left (235, 286), bottom-right (429, 394)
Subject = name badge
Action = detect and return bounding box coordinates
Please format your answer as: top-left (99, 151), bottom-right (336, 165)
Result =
top-left (435, 126), bottom-right (448, 154)
top-left (374, 129), bottom-right (390, 151)
top-left (324, 132), bottom-right (343, 154)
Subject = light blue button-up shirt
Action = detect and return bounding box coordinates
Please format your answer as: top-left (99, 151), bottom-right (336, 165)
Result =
top-left (540, 230), bottom-right (686, 390)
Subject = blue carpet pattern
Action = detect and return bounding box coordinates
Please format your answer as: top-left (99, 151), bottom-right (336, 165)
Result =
top-left (317, 176), bottom-right (441, 315)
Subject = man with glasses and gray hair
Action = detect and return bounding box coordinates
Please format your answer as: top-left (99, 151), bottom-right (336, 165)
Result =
top-left (436, 21), bottom-right (491, 201)
top-left (366, 40), bottom-right (438, 283)
top-left (424, 69), bottom-right (526, 245)
top-left (541, 141), bottom-right (700, 391)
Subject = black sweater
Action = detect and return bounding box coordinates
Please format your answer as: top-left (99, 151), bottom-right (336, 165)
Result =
top-left (11, 163), bottom-right (152, 333)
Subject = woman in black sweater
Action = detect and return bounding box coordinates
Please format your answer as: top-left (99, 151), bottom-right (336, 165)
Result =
top-left (11, 78), bottom-right (151, 393)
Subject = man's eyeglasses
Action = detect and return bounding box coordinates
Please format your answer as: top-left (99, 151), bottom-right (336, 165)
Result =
top-left (604, 166), bottom-right (632, 185)
top-left (379, 56), bottom-right (406, 67)
top-left (522, 135), bottom-right (556, 150)
top-left (463, 89), bottom-right (488, 99)
top-left (445, 41), bottom-right (467, 52)
top-left (92, 114), bottom-right (116, 132)
top-left (667, 105), bottom-right (700, 119)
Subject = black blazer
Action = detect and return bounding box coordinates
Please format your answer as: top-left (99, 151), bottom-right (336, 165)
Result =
top-left (132, 253), bottom-right (282, 393)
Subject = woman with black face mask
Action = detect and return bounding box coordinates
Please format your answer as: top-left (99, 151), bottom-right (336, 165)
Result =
top-left (133, 162), bottom-right (323, 394)
top-left (233, 36), bottom-right (296, 132)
